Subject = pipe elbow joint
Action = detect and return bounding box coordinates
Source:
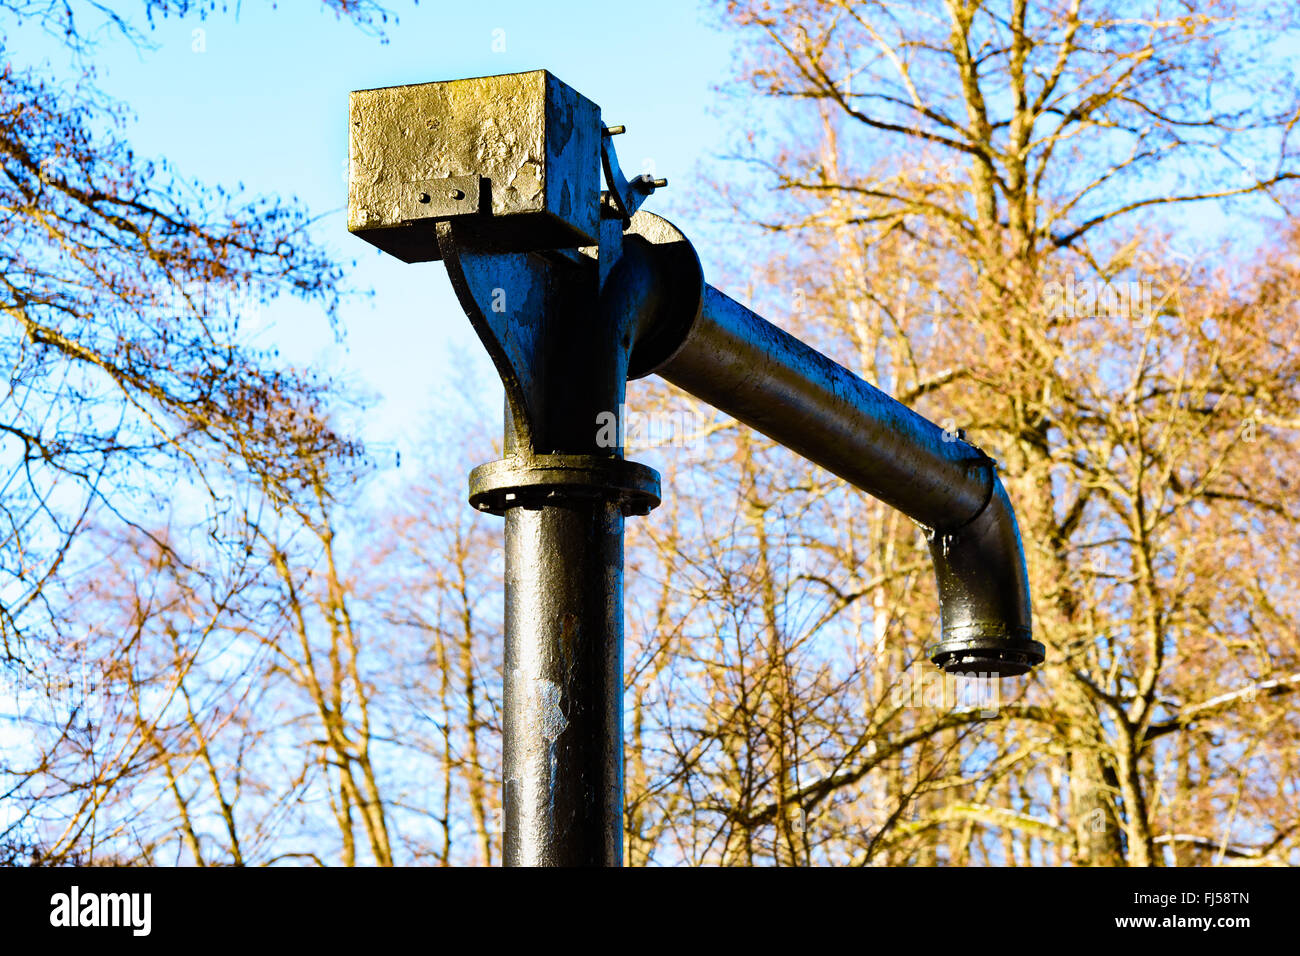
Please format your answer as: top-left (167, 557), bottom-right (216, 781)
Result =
top-left (925, 471), bottom-right (1043, 678)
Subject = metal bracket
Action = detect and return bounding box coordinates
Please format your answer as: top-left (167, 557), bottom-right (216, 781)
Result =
top-left (388, 173), bottom-right (481, 222)
top-left (600, 126), bottom-right (666, 224)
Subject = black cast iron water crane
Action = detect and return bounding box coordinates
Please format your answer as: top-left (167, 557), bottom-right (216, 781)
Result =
top-left (347, 70), bottom-right (1044, 866)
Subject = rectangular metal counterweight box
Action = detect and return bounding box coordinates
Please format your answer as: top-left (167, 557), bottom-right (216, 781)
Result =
top-left (348, 69), bottom-right (602, 263)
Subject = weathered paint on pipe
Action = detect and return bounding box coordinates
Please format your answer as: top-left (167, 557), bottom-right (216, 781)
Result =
top-left (502, 499), bottom-right (625, 866)
top-left (651, 283), bottom-right (1040, 675)
top-left (660, 285), bottom-right (992, 526)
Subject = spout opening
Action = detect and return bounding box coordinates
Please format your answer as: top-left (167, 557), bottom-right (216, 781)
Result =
top-left (928, 630), bottom-right (1045, 678)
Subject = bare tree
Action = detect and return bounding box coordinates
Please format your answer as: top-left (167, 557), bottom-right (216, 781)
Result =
top-left (697, 0), bottom-right (1300, 864)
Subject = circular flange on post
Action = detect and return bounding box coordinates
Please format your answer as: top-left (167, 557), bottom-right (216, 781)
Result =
top-left (469, 453), bottom-right (662, 517)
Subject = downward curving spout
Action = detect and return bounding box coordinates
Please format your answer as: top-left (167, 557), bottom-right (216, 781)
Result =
top-left (622, 218), bottom-right (1044, 678)
top-left (925, 474), bottom-right (1039, 676)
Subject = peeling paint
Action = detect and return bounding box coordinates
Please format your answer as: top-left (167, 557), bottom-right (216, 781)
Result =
top-left (512, 666), bottom-right (568, 742)
top-left (507, 159), bottom-right (544, 203)
top-left (535, 677), bottom-right (568, 741)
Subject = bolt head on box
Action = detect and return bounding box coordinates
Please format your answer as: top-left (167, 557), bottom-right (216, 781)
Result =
top-left (349, 70), bottom-right (602, 263)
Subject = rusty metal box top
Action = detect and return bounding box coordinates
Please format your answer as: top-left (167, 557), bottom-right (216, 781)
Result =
top-left (348, 70), bottom-right (602, 263)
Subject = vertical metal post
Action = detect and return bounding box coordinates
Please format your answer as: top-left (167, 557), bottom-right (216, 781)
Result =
top-left (350, 75), bottom-right (666, 864)
top-left (501, 496), bottom-right (625, 865)
top-left (465, 258), bottom-right (660, 866)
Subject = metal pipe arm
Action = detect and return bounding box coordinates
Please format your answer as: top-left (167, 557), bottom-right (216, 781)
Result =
top-left (661, 286), bottom-right (993, 525)
top-left (628, 232), bottom-right (1043, 677)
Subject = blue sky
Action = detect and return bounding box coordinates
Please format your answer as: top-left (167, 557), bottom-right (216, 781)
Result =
top-left (7, 1), bottom-right (1289, 462)
top-left (9, 0), bottom-right (738, 455)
